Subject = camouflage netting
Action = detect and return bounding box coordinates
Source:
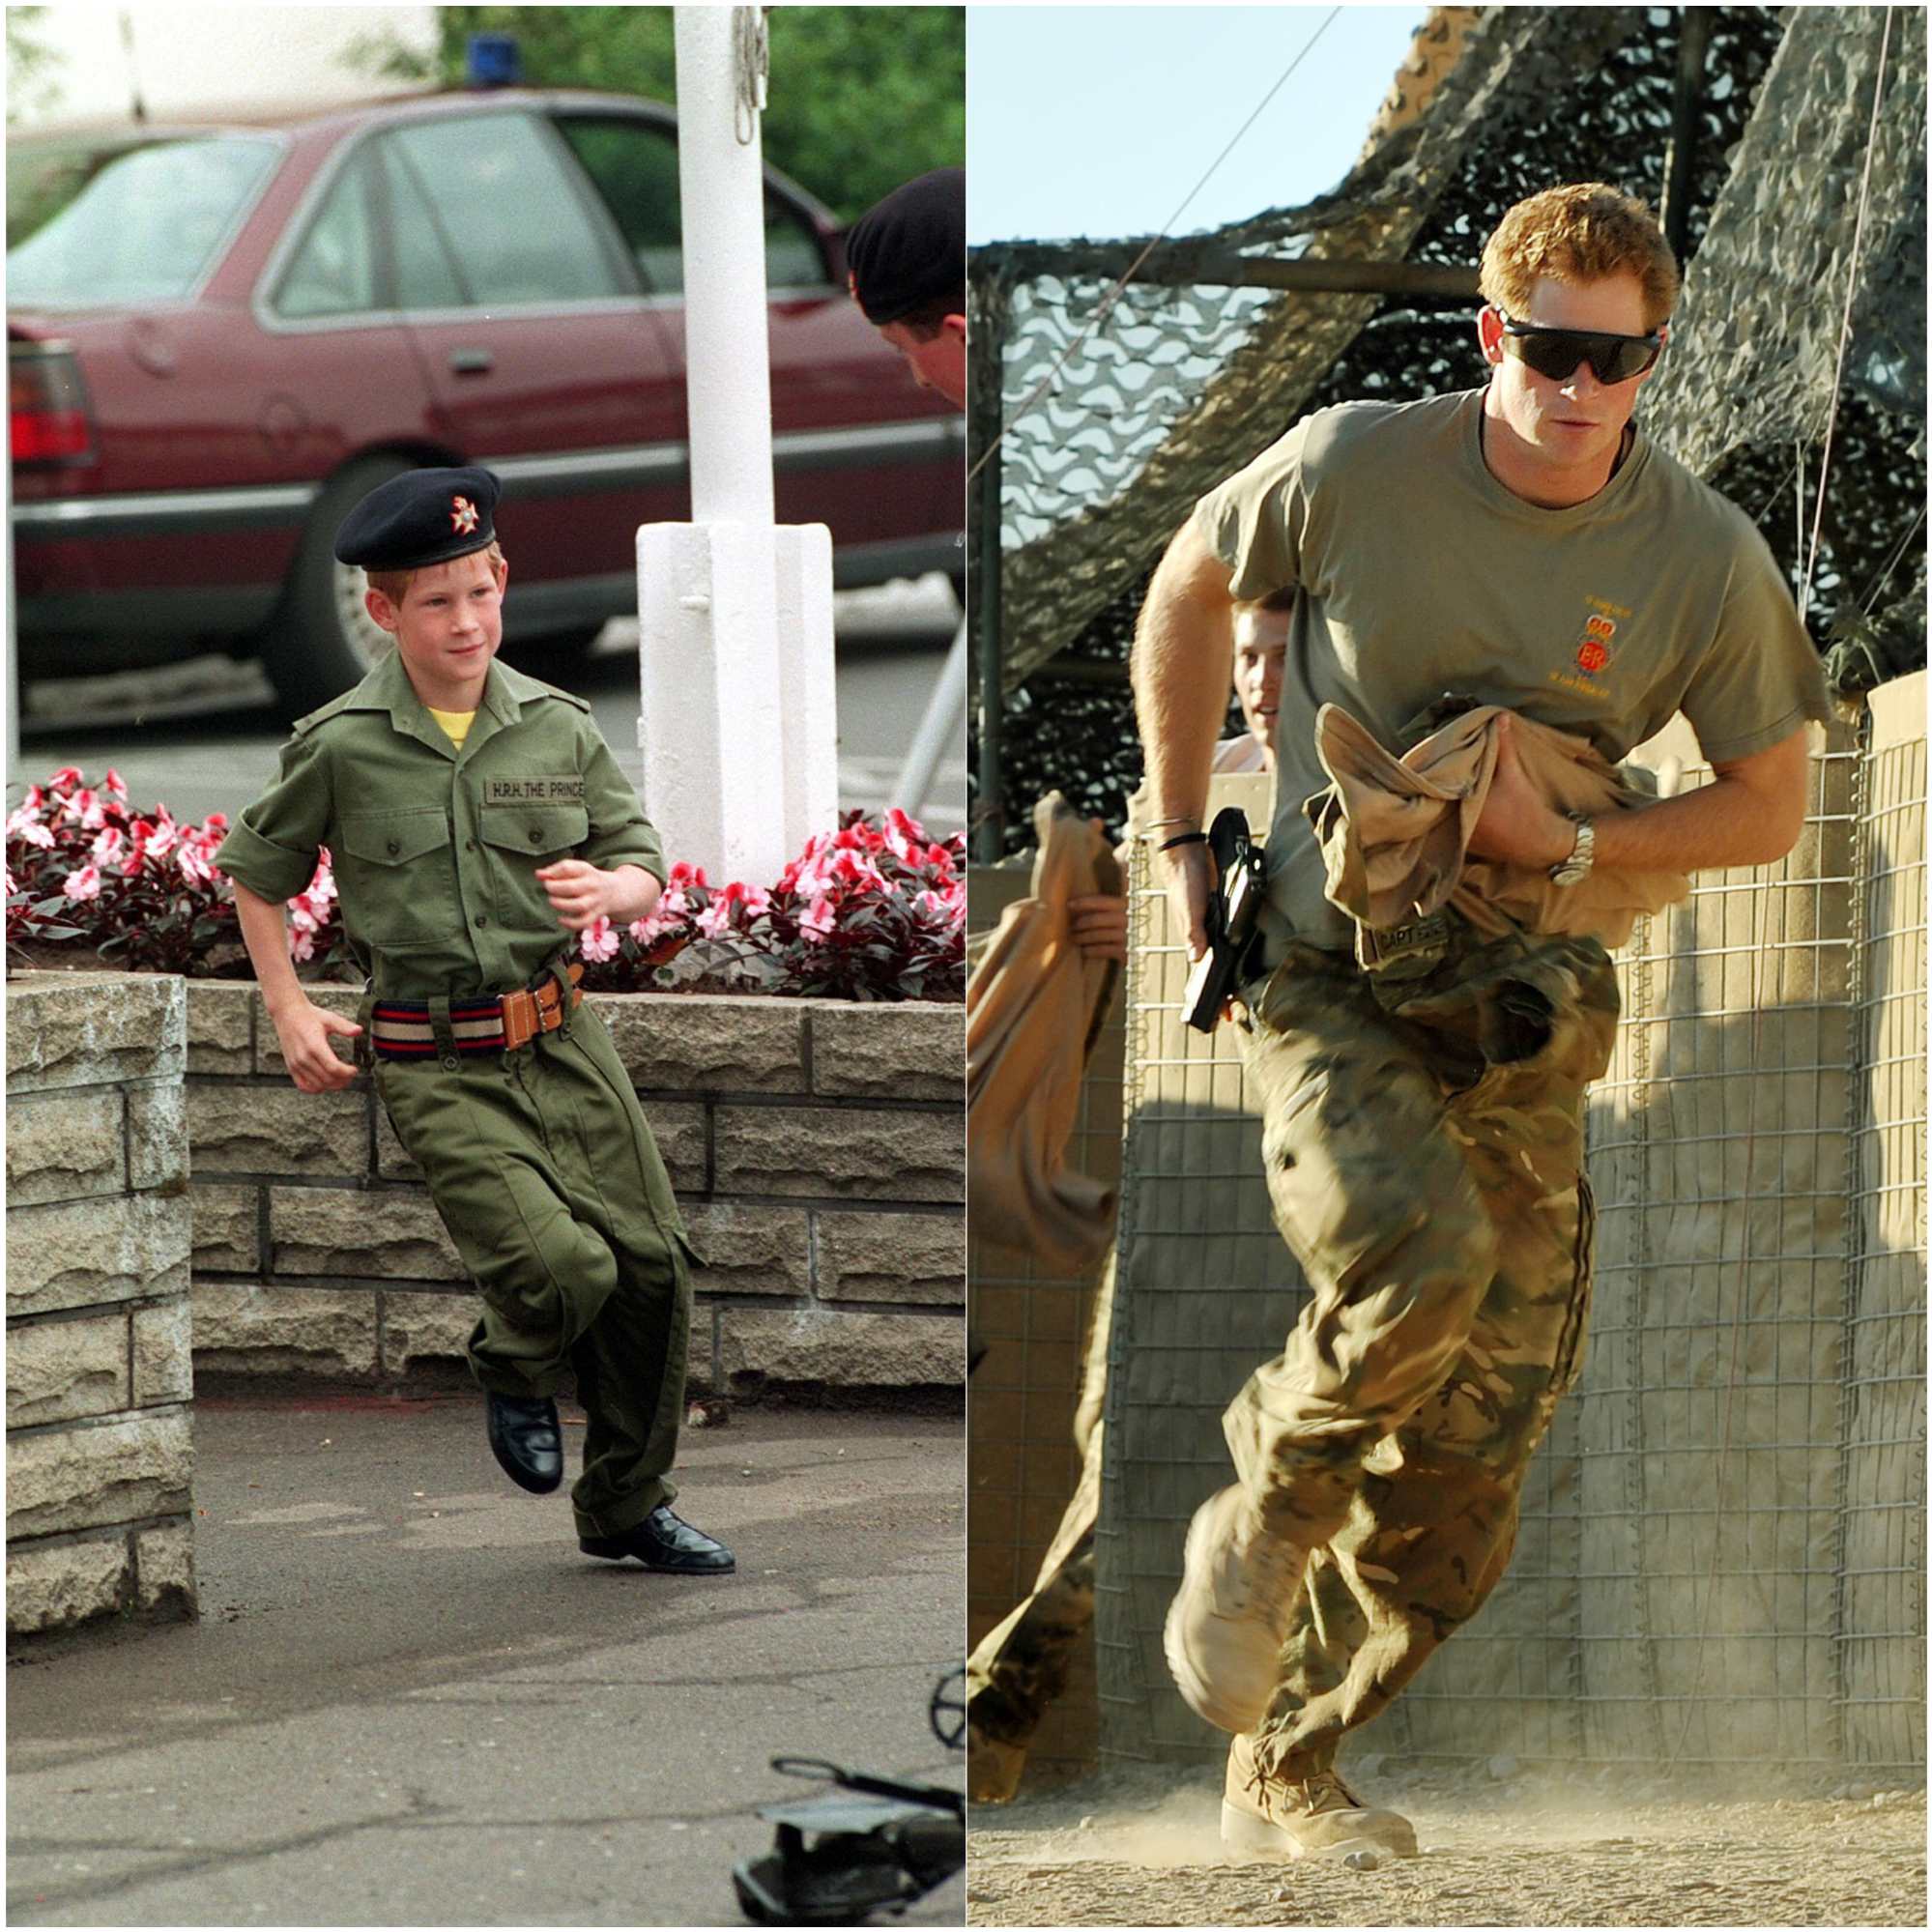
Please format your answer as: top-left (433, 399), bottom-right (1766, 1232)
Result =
top-left (970, 4), bottom-right (1927, 856)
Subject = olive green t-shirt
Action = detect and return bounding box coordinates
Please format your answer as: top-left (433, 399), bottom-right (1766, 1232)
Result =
top-left (216, 650), bottom-right (665, 999)
top-left (1190, 389), bottom-right (1829, 953)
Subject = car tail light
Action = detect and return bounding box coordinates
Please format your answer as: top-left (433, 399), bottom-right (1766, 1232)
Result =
top-left (10, 342), bottom-right (96, 467)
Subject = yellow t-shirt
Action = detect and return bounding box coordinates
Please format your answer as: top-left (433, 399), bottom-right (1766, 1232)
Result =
top-left (427, 706), bottom-right (476, 750)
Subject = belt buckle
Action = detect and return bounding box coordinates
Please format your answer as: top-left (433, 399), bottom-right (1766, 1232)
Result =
top-left (500, 987), bottom-right (537, 1053)
top-left (1357, 911), bottom-right (1450, 979)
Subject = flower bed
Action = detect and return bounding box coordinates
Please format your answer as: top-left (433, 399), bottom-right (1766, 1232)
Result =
top-left (7, 768), bottom-right (964, 1002)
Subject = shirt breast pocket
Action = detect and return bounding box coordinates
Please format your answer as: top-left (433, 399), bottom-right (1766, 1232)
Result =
top-left (481, 800), bottom-right (591, 934)
top-left (338, 810), bottom-right (457, 954)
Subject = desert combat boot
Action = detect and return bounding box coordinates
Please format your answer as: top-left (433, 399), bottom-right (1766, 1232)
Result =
top-left (1222, 1733), bottom-right (1418, 1860)
top-left (1163, 1485), bottom-right (1307, 1733)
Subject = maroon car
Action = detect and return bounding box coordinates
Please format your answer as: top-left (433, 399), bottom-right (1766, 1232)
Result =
top-left (9, 88), bottom-right (964, 714)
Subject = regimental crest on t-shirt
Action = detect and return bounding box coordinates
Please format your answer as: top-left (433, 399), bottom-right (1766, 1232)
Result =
top-left (1573, 593), bottom-right (1631, 677)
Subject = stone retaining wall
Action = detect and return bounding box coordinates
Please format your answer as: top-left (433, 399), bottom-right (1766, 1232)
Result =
top-left (7, 973), bottom-right (198, 1635)
top-left (184, 984), bottom-right (966, 1394)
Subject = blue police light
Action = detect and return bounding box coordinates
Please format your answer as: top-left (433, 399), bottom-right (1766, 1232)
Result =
top-left (466, 33), bottom-right (521, 88)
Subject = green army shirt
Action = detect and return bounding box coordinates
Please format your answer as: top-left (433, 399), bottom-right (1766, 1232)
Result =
top-left (216, 650), bottom-right (666, 1000)
top-left (1190, 389), bottom-right (1831, 952)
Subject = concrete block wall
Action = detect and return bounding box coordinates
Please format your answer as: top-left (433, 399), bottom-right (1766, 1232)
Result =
top-left (185, 986), bottom-right (966, 1395)
top-left (7, 974), bottom-right (197, 1635)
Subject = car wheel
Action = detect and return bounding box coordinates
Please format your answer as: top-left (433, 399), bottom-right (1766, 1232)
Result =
top-left (260, 453), bottom-right (418, 717)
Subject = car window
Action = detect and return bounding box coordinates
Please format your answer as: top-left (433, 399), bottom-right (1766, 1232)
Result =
top-left (553, 118), bottom-right (683, 295)
top-left (555, 115), bottom-right (830, 297)
top-left (764, 195), bottom-right (827, 291)
top-left (380, 140), bottom-right (469, 311)
top-left (273, 148), bottom-right (380, 319)
top-left (387, 111), bottom-right (623, 307)
top-left (6, 134), bottom-right (278, 307)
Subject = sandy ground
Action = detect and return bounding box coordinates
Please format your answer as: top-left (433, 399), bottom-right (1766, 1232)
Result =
top-left (966, 1761), bottom-right (1926, 1927)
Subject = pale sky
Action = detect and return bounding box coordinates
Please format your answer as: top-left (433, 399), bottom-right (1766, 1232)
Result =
top-left (8, 7), bottom-right (436, 128)
top-left (967, 4), bottom-right (1429, 245)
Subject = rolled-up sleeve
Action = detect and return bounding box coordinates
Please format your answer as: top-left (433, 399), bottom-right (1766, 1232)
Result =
top-left (214, 730), bottom-right (332, 903)
top-left (574, 722), bottom-right (668, 883)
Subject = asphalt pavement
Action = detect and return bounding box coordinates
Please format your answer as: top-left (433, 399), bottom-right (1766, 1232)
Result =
top-left (13, 575), bottom-right (967, 841)
top-left (7, 1396), bottom-right (966, 1927)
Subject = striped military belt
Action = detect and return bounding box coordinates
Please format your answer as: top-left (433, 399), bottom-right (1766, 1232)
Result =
top-left (371, 966), bottom-right (584, 1062)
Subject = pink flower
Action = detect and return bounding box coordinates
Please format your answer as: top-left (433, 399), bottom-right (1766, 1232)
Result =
top-left (178, 844), bottom-right (214, 887)
top-left (65, 787), bottom-right (105, 830)
top-left (102, 768), bottom-right (129, 801)
top-left (143, 818), bottom-right (180, 860)
top-left (62, 865), bottom-right (102, 902)
top-left (578, 915), bottom-right (620, 964)
top-left (91, 825), bottom-right (126, 866)
top-left (800, 891), bottom-right (838, 941)
top-left (9, 813), bottom-right (54, 850)
top-left (46, 766), bottom-right (82, 794)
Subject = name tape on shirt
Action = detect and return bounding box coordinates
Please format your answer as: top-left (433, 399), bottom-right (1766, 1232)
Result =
top-left (485, 777), bottom-right (586, 804)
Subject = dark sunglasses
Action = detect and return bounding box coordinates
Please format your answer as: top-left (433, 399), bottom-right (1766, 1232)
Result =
top-left (1495, 309), bottom-right (1664, 385)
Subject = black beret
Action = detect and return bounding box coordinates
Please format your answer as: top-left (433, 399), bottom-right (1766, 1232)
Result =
top-left (845, 168), bottom-right (965, 326)
top-left (334, 465), bottom-right (501, 571)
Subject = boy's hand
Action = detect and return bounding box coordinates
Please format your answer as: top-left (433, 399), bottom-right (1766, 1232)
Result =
top-left (271, 1000), bottom-right (362, 1093)
top-left (535, 858), bottom-right (616, 931)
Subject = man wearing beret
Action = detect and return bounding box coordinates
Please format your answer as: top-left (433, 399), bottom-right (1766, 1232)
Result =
top-left (216, 466), bottom-right (734, 1577)
top-left (846, 166), bottom-right (966, 409)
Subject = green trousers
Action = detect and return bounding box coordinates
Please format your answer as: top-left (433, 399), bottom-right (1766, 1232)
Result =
top-left (373, 999), bottom-right (692, 1541)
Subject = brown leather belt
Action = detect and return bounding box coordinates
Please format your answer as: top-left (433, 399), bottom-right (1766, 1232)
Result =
top-left (370, 965), bottom-right (584, 1061)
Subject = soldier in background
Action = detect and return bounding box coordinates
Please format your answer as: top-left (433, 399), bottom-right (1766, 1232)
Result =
top-left (967, 592), bottom-right (1290, 1801)
top-left (846, 167), bottom-right (966, 410)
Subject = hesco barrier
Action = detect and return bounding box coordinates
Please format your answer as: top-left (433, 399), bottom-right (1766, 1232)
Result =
top-left (1095, 678), bottom-right (1924, 1778)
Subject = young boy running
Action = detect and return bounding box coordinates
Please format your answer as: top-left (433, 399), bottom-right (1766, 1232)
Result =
top-left (216, 465), bottom-right (733, 1575)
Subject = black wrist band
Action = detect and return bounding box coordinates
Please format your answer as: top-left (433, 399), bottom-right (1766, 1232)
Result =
top-left (1159, 830), bottom-right (1209, 851)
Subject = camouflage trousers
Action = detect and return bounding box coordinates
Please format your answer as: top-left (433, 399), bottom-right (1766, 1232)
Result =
top-left (1226, 922), bottom-right (1619, 1774)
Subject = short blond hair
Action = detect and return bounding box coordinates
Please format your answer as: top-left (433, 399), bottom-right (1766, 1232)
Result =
top-left (1480, 184), bottom-right (1678, 332)
top-left (365, 539), bottom-right (505, 609)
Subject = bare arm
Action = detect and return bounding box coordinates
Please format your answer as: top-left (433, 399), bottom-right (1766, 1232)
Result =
top-left (232, 881), bottom-right (362, 1092)
top-left (1131, 520), bottom-right (1240, 959)
top-left (1469, 715), bottom-right (1813, 873)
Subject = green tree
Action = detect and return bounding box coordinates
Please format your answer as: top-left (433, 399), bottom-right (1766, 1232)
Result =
top-left (353, 7), bottom-right (963, 223)
top-left (7, 7), bottom-right (65, 125)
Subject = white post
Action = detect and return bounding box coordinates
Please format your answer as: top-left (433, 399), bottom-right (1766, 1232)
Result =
top-left (638, 7), bottom-right (837, 889)
top-left (674, 5), bottom-right (773, 526)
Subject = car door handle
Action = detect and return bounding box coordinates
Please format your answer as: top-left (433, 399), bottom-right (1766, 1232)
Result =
top-left (448, 348), bottom-right (494, 376)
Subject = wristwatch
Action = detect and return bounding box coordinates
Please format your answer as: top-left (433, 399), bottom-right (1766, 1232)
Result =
top-left (1550, 815), bottom-right (1597, 888)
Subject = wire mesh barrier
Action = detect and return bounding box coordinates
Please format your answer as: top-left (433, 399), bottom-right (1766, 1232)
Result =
top-left (1092, 696), bottom-right (1924, 1776)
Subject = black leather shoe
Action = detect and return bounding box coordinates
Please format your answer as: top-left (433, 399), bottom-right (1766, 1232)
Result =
top-left (580, 1506), bottom-right (735, 1574)
top-left (486, 1392), bottom-right (562, 1494)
